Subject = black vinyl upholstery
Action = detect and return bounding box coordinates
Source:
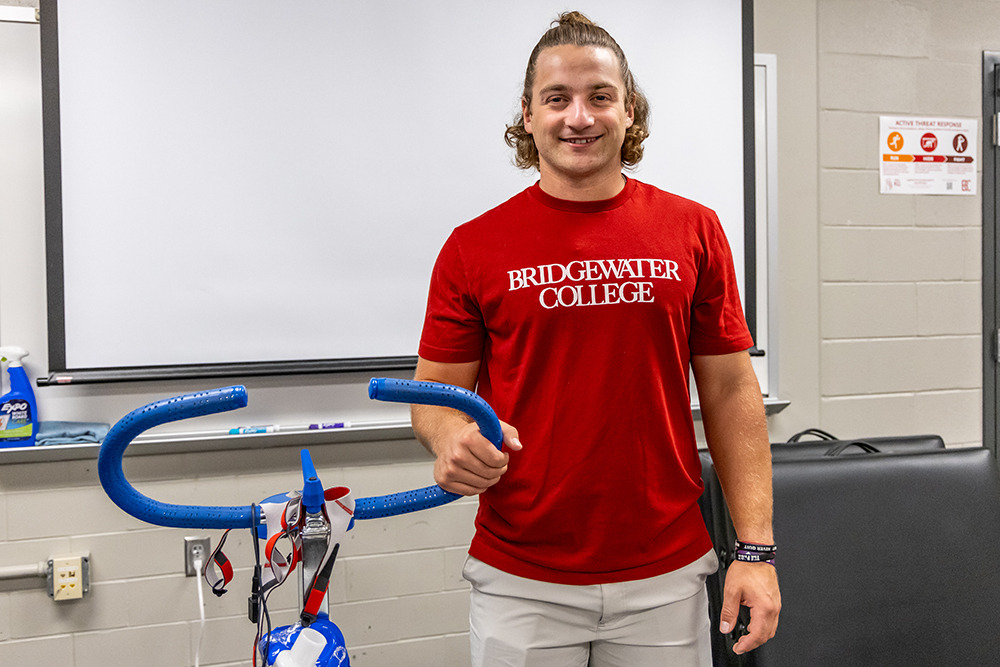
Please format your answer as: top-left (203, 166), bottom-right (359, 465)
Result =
top-left (769, 433), bottom-right (944, 461)
top-left (700, 445), bottom-right (1000, 666)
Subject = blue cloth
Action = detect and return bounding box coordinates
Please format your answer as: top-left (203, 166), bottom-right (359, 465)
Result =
top-left (36, 421), bottom-right (110, 446)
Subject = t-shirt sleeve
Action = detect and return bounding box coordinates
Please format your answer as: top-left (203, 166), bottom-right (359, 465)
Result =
top-left (418, 230), bottom-right (487, 363)
top-left (688, 211), bottom-right (755, 355)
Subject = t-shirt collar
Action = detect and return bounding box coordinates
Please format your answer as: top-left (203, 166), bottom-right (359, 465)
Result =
top-left (528, 176), bottom-right (636, 213)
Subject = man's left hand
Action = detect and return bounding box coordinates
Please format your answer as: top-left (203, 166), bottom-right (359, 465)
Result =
top-left (719, 560), bottom-right (781, 654)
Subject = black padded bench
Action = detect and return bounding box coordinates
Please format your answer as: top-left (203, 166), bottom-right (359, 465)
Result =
top-left (699, 439), bottom-right (999, 666)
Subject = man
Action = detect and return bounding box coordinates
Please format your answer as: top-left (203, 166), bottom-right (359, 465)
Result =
top-left (412, 11), bottom-right (779, 666)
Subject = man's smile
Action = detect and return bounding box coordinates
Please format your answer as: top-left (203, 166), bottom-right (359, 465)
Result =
top-left (561, 136), bottom-right (601, 145)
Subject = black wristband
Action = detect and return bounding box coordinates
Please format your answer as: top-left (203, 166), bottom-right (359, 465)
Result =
top-left (734, 550), bottom-right (776, 564)
top-left (734, 539), bottom-right (777, 553)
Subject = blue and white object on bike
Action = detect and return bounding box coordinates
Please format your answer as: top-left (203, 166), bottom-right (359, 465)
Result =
top-left (97, 378), bottom-right (502, 666)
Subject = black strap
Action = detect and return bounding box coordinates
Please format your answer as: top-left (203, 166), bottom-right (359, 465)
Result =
top-left (300, 543), bottom-right (339, 627)
top-left (824, 441), bottom-right (882, 457)
top-left (787, 428), bottom-right (838, 443)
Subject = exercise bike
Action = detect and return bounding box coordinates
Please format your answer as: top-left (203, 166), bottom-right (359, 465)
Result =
top-left (98, 378), bottom-right (502, 666)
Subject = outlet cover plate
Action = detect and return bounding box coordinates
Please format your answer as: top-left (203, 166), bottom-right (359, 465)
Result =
top-left (47, 555), bottom-right (90, 601)
top-left (184, 536), bottom-right (211, 577)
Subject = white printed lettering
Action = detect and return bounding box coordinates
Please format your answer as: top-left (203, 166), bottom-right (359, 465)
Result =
top-left (566, 261), bottom-right (586, 281)
top-left (664, 260), bottom-right (679, 281)
top-left (596, 259), bottom-right (623, 280)
top-left (510, 258), bottom-right (680, 293)
top-left (544, 263), bottom-right (566, 285)
top-left (558, 285), bottom-right (579, 307)
top-left (540, 287), bottom-right (559, 308)
top-left (523, 267), bottom-right (540, 287)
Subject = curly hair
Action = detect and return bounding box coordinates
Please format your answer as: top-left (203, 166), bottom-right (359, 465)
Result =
top-left (504, 11), bottom-right (651, 171)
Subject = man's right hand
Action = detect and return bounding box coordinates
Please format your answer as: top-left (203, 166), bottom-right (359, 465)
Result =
top-left (431, 419), bottom-right (521, 495)
top-left (411, 356), bottom-right (522, 496)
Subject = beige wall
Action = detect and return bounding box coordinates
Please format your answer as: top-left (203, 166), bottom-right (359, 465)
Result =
top-left (755, 0), bottom-right (822, 440)
top-left (0, 1), bottom-right (995, 665)
top-left (759, 0), bottom-right (988, 447)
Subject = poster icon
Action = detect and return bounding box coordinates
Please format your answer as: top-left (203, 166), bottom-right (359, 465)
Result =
top-left (887, 132), bottom-right (903, 151)
top-left (953, 134), bottom-right (968, 153)
top-left (920, 133), bottom-right (938, 151)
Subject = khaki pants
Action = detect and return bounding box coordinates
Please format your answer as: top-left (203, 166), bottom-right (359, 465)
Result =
top-left (463, 550), bottom-right (718, 667)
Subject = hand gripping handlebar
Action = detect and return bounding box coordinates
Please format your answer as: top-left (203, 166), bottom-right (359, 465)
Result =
top-left (97, 379), bottom-right (503, 529)
top-left (360, 378), bottom-right (503, 518)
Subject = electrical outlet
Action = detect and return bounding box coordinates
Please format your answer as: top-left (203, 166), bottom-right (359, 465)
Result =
top-left (48, 555), bottom-right (89, 601)
top-left (185, 536), bottom-right (211, 577)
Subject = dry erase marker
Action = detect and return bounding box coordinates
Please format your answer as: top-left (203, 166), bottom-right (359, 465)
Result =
top-left (309, 422), bottom-right (351, 430)
top-left (229, 425), bottom-right (279, 435)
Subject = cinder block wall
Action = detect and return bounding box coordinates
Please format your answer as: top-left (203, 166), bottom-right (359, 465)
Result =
top-left (0, 439), bottom-right (475, 666)
top-left (760, 0), bottom-right (990, 446)
top-left (814, 0), bottom-right (985, 446)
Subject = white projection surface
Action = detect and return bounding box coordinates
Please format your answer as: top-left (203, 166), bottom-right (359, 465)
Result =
top-left (48, 0), bottom-right (747, 373)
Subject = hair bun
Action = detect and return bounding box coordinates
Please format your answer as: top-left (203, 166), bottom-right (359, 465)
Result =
top-left (556, 11), bottom-right (596, 27)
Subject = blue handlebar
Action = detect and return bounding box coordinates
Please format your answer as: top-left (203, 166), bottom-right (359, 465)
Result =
top-left (358, 378), bottom-right (504, 518)
top-left (367, 378), bottom-right (503, 446)
top-left (98, 379), bottom-right (504, 529)
top-left (97, 386), bottom-right (259, 529)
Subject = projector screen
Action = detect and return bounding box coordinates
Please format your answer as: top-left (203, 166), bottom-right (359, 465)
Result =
top-left (41, 0), bottom-right (753, 383)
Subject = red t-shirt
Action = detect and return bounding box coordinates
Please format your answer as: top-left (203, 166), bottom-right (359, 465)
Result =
top-left (419, 178), bottom-right (753, 585)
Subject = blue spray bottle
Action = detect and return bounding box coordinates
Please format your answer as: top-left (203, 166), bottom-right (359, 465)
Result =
top-left (0, 347), bottom-right (38, 447)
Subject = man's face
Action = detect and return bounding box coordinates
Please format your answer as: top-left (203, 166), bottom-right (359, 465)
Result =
top-left (523, 44), bottom-right (634, 191)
